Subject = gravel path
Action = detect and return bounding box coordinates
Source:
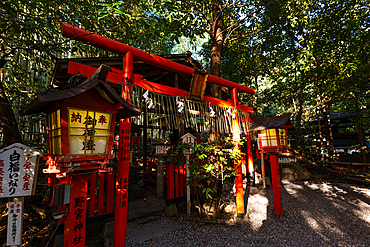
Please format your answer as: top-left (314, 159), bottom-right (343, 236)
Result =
top-left (126, 180), bottom-right (370, 246)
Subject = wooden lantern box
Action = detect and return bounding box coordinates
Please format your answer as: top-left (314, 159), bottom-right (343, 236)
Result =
top-left (22, 65), bottom-right (140, 173)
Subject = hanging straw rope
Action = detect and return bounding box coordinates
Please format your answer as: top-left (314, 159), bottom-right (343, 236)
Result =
top-left (130, 84), bottom-right (250, 134)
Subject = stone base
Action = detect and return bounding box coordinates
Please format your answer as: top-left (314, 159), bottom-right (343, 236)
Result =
top-left (280, 164), bottom-right (311, 181)
top-left (165, 204), bottom-right (178, 217)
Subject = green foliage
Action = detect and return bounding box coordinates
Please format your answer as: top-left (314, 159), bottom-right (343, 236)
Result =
top-left (169, 138), bottom-right (244, 200)
top-left (0, 0), bottom-right (182, 148)
top-left (219, 0), bottom-right (370, 154)
top-left (1, 0), bottom-right (369, 155)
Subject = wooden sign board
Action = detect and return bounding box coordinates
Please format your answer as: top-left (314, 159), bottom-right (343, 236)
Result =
top-left (155, 145), bottom-right (167, 154)
top-left (188, 69), bottom-right (208, 101)
top-left (0, 143), bottom-right (41, 198)
top-left (7, 200), bottom-right (22, 246)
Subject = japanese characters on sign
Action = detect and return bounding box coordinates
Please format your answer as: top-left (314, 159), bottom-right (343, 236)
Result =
top-left (117, 175), bottom-right (128, 208)
top-left (68, 108), bottom-right (111, 155)
top-left (117, 120), bottom-right (130, 209)
top-left (0, 144), bottom-right (40, 198)
top-left (72, 196), bottom-right (85, 246)
top-left (66, 175), bottom-right (88, 246)
top-left (189, 69), bottom-right (209, 101)
top-left (7, 201), bottom-right (22, 246)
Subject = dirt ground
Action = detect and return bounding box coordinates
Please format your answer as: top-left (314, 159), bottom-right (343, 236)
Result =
top-left (0, 162), bottom-right (369, 247)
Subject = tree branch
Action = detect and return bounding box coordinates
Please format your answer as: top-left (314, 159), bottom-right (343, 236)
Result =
top-left (227, 19), bottom-right (284, 43)
top-left (180, 0), bottom-right (210, 26)
top-left (7, 23), bottom-right (127, 52)
top-left (222, 0), bottom-right (277, 45)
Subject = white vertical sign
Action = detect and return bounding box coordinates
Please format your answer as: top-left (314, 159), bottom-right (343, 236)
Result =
top-left (0, 143), bottom-right (40, 198)
top-left (180, 133), bottom-right (196, 215)
top-left (7, 201), bottom-right (22, 246)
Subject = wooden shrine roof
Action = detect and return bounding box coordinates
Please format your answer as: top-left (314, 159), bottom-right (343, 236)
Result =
top-left (50, 52), bottom-right (231, 100)
top-left (249, 113), bottom-right (294, 131)
top-left (22, 64), bottom-right (141, 118)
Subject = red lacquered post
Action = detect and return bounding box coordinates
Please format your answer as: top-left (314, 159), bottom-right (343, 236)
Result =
top-left (114, 118), bottom-right (131, 247)
top-left (114, 51), bottom-right (133, 247)
top-left (231, 88), bottom-right (245, 216)
top-left (270, 154), bottom-right (283, 216)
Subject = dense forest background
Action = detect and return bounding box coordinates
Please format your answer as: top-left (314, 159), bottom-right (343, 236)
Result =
top-left (1, 0), bottom-right (369, 162)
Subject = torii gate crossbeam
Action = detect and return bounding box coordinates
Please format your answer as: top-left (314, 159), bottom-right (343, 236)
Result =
top-left (61, 22), bottom-right (255, 95)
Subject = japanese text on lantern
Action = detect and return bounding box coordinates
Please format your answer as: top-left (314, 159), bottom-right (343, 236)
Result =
top-left (68, 108), bottom-right (111, 155)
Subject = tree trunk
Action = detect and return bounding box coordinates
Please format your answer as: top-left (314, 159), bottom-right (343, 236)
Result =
top-left (0, 77), bottom-right (22, 146)
top-left (294, 77), bottom-right (304, 152)
top-left (322, 95), bottom-right (334, 160)
top-left (208, 3), bottom-right (224, 146)
top-left (254, 75), bottom-right (258, 116)
top-left (210, 3), bottom-right (223, 99)
top-left (207, 3), bottom-right (227, 217)
top-left (316, 94), bottom-right (324, 162)
top-left (354, 93), bottom-right (366, 163)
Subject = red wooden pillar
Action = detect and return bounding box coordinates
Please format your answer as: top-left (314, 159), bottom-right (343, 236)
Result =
top-left (270, 154), bottom-right (283, 216)
top-left (64, 174), bottom-right (88, 247)
top-left (231, 88), bottom-right (244, 216)
top-left (121, 51), bottom-right (133, 103)
top-left (114, 51), bottom-right (133, 247)
top-left (247, 132), bottom-right (255, 186)
top-left (114, 118), bottom-right (131, 247)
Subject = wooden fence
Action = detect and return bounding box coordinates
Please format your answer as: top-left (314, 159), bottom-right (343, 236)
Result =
top-left (49, 171), bottom-right (115, 221)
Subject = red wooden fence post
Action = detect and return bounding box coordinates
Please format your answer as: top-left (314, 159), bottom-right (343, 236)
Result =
top-left (89, 173), bottom-right (97, 217)
top-left (106, 172), bottom-right (114, 214)
top-left (148, 161), bottom-right (153, 182)
top-left (98, 173), bottom-right (105, 215)
top-left (167, 163), bottom-right (175, 199)
top-left (270, 154), bottom-right (283, 216)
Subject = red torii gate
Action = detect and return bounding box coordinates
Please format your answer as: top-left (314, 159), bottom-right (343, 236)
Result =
top-left (61, 22), bottom-right (255, 246)
top-left (61, 23), bottom-right (255, 95)
top-left (66, 61), bottom-right (254, 112)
